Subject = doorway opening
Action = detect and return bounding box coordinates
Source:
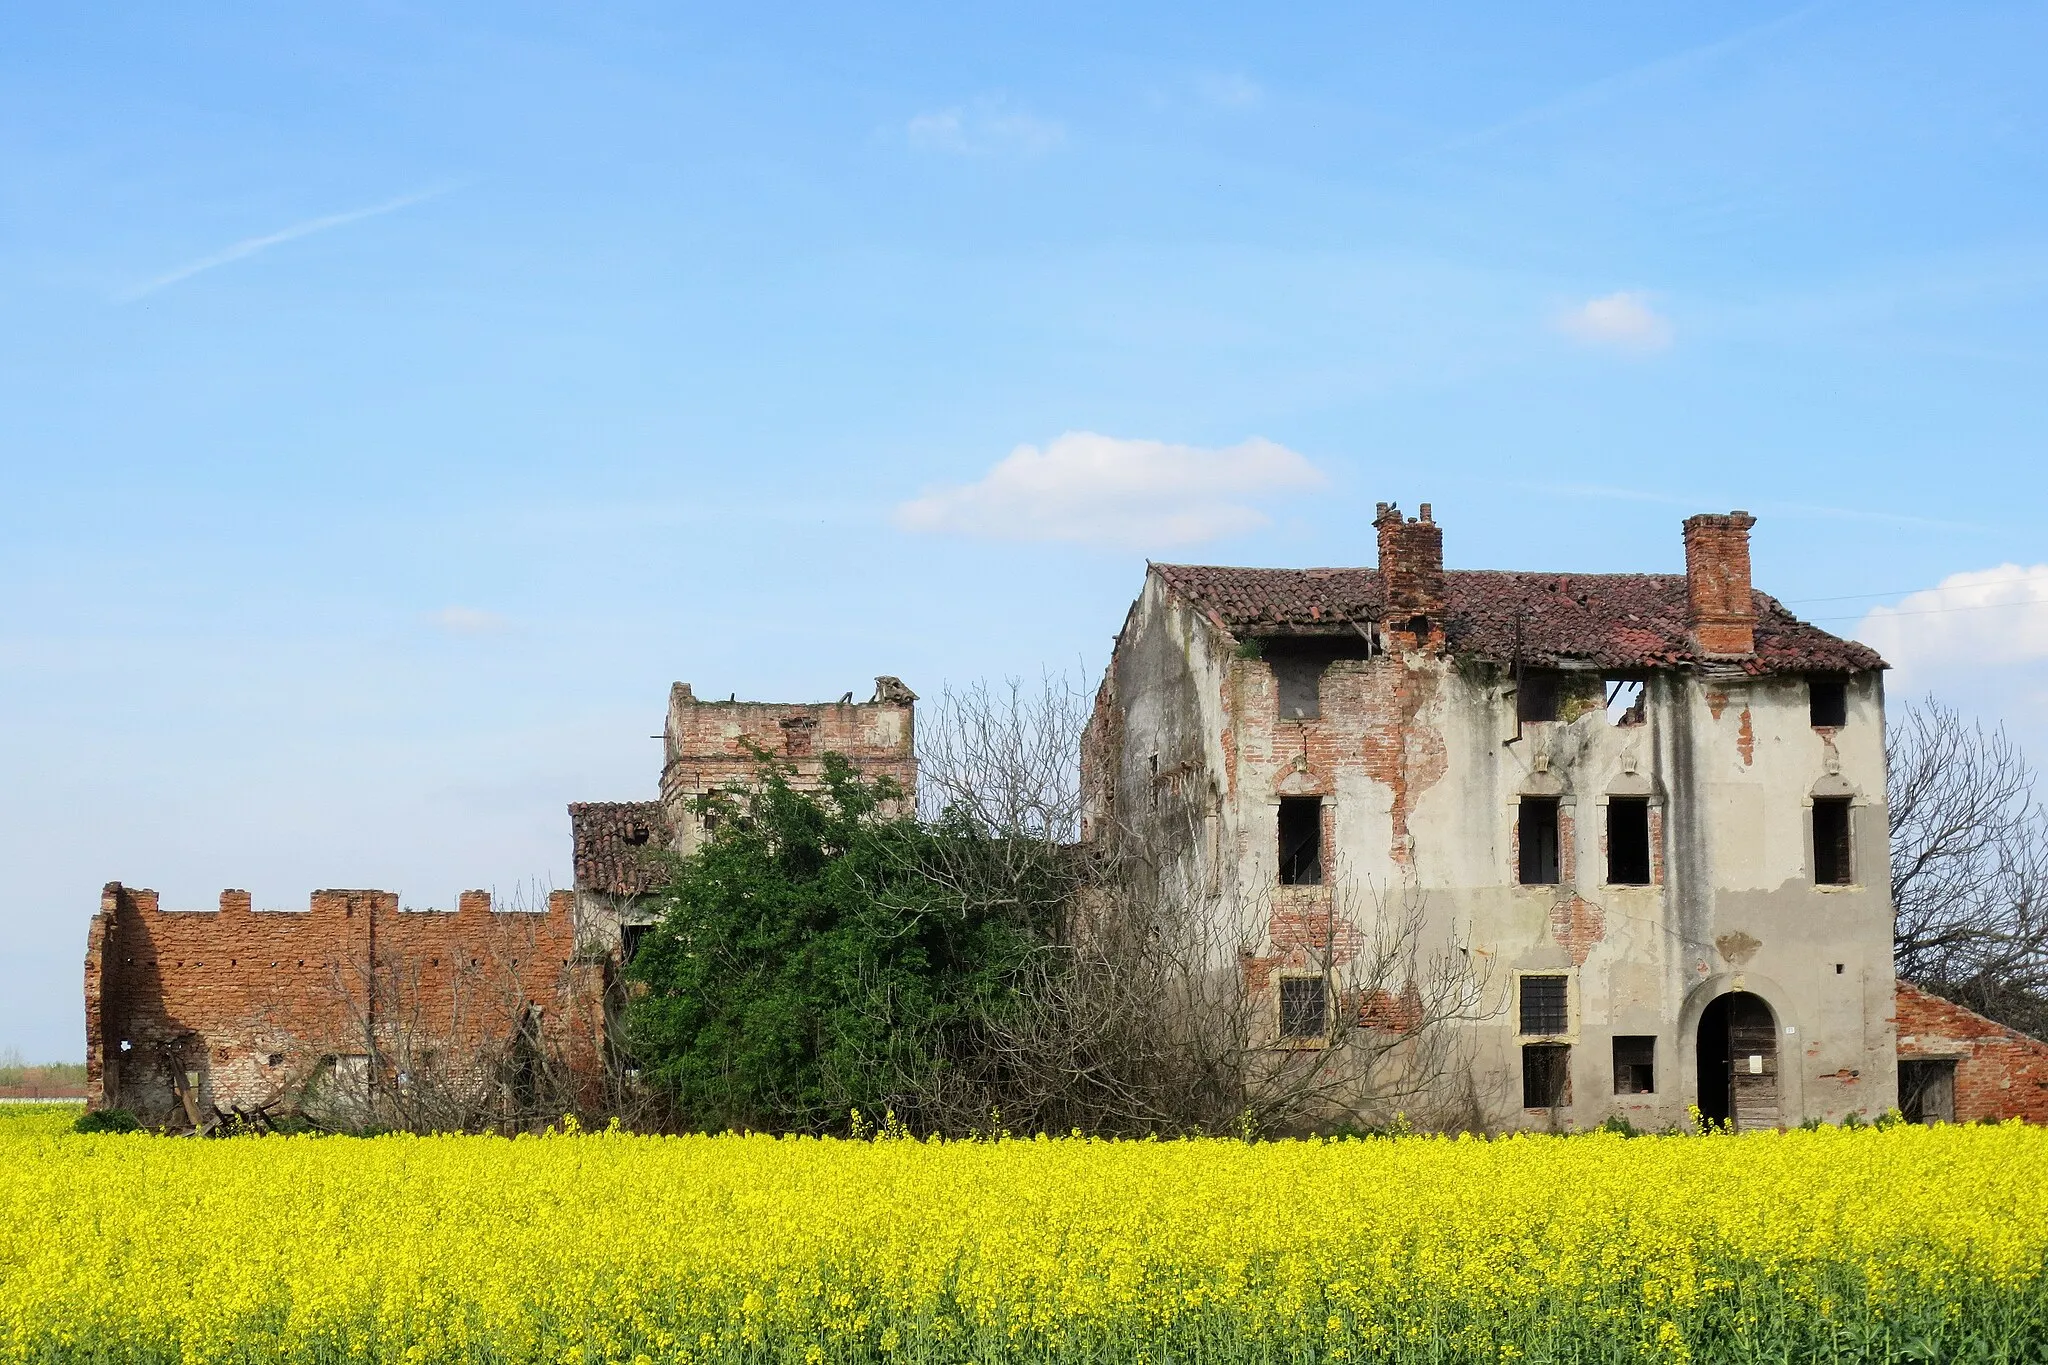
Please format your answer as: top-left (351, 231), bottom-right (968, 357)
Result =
top-left (1696, 991), bottom-right (1780, 1131)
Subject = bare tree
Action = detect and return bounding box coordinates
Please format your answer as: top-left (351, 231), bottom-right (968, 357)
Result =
top-left (1889, 695), bottom-right (2048, 1038)
top-left (899, 675), bottom-right (1496, 1136)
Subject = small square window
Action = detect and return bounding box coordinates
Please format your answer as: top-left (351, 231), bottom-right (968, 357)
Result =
top-left (1278, 798), bottom-right (1323, 885)
top-left (1517, 671), bottom-right (1560, 724)
top-left (1523, 1043), bottom-right (1570, 1109)
top-left (1606, 798), bottom-right (1651, 885)
top-left (1519, 798), bottom-right (1560, 885)
top-left (1612, 1036), bottom-right (1655, 1094)
top-left (1814, 798), bottom-right (1853, 885)
top-left (1519, 974), bottom-right (1569, 1036)
top-left (1279, 977), bottom-right (1328, 1042)
top-left (1809, 676), bottom-right (1848, 728)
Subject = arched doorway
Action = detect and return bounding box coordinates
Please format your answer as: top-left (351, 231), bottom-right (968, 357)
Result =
top-left (1696, 992), bottom-right (1781, 1131)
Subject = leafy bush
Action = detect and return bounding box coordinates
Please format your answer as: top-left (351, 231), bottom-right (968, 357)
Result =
top-left (625, 754), bottom-right (1051, 1134)
top-left (72, 1108), bottom-right (141, 1134)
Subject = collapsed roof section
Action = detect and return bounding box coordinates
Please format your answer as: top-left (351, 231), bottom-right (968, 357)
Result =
top-left (1151, 508), bottom-right (1884, 676)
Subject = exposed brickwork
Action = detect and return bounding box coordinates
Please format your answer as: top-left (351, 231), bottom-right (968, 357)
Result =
top-left (85, 883), bottom-right (605, 1124)
top-left (1682, 511), bottom-right (1759, 657)
top-left (1894, 982), bottom-right (2048, 1123)
top-left (657, 679), bottom-right (919, 854)
top-left (1374, 502), bottom-right (1445, 621)
top-left (1548, 894), bottom-right (1606, 967)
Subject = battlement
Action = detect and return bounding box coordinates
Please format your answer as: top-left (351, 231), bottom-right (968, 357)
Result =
top-left (104, 885), bottom-right (574, 919)
top-left (85, 881), bottom-right (601, 1123)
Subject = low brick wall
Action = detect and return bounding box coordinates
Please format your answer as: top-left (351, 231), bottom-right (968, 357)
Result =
top-left (1894, 982), bottom-right (2048, 1124)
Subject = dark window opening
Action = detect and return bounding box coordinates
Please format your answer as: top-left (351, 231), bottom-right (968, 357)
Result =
top-left (1519, 974), bottom-right (1569, 1036)
top-left (620, 922), bottom-right (651, 964)
top-left (1278, 798), bottom-right (1323, 885)
top-left (1604, 678), bottom-right (1646, 726)
top-left (1809, 676), bottom-right (1848, 729)
top-left (1613, 1036), bottom-right (1656, 1094)
top-left (1517, 671), bottom-right (1560, 723)
top-left (1899, 1059), bottom-right (1956, 1125)
top-left (623, 824), bottom-right (650, 847)
top-left (1606, 798), bottom-right (1651, 885)
top-left (1519, 798), bottom-right (1560, 885)
top-left (1523, 1043), bottom-right (1570, 1109)
top-left (1279, 977), bottom-right (1328, 1042)
top-left (1814, 798), bottom-right (1854, 885)
top-left (1405, 614), bottom-right (1430, 637)
top-left (1271, 656), bottom-right (1324, 720)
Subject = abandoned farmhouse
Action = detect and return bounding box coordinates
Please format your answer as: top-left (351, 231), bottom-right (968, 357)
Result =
top-left (85, 509), bottom-right (2048, 1131)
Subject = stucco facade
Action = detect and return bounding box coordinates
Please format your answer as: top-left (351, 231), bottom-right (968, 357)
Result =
top-left (1082, 505), bottom-right (1899, 1132)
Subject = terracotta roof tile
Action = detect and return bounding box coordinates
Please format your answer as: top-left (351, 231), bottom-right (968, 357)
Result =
top-left (567, 801), bottom-right (671, 896)
top-left (1150, 565), bottom-right (1883, 674)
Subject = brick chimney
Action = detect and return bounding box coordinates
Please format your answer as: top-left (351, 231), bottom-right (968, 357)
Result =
top-left (1683, 510), bottom-right (1758, 657)
top-left (1375, 502), bottom-right (1445, 623)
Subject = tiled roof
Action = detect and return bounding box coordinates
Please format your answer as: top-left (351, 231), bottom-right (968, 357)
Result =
top-left (567, 801), bottom-right (672, 897)
top-left (1149, 565), bottom-right (1884, 674)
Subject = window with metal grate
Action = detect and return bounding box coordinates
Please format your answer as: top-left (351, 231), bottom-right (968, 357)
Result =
top-left (1519, 974), bottom-right (1569, 1035)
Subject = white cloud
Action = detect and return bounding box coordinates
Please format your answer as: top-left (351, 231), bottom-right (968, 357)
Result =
top-left (1557, 290), bottom-right (1674, 352)
top-left (906, 98), bottom-right (1063, 157)
top-left (894, 431), bottom-right (1326, 548)
top-left (427, 606), bottom-right (510, 635)
top-left (1857, 565), bottom-right (2048, 672)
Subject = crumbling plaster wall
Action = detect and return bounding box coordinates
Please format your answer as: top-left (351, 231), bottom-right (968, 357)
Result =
top-left (1085, 571), bottom-right (1899, 1132)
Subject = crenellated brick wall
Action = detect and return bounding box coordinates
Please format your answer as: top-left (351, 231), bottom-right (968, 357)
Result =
top-left (1894, 982), bottom-right (2048, 1124)
top-left (86, 883), bottom-right (607, 1124)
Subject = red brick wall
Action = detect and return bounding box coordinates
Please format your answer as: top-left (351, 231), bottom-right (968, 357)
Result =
top-left (1894, 982), bottom-right (2048, 1124)
top-left (1682, 512), bottom-right (1758, 657)
top-left (86, 883), bottom-right (606, 1122)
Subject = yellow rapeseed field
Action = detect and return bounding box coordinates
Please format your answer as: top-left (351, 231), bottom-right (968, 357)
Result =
top-left (2, 1116), bottom-right (2044, 1364)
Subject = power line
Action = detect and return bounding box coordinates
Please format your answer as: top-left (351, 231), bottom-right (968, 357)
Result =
top-left (1808, 597), bottom-right (2048, 624)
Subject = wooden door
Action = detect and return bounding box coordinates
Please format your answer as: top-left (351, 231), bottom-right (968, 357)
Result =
top-left (1727, 993), bottom-right (1781, 1131)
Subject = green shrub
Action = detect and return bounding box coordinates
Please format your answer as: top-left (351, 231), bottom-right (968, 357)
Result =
top-left (72, 1108), bottom-right (141, 1134)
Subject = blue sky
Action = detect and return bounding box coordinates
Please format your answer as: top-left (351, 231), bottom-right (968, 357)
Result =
top-left (5, 2), bottom-right (2048, 1061)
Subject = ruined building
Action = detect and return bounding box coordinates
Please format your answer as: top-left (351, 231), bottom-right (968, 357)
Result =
top-left (85, 677), bottom-right (918, 1125)
top-left (1081, 505), bottom-right (2048, 1130)
top-left (568, 677), bottom-right (919, 957)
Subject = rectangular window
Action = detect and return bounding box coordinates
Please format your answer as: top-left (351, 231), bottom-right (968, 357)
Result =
top-left (1809, 676), bottom-right (1848, 728)
top-left (1519, 974), bottom-right (1569, 1036)
top-left (1814, 798), bottom-right (1854, 885)
top-left (619, 922), bottom-right (651, 964)
top-left (1278, 977), bottom-right (1328, 1042)
top-left (1278, 798), bottom-right (1323, 885)
top-left (1517, 671), bottom-right (1560, 724)
top-left (1898, 1058), bottom-right (1956, 1124)
top-left (1272, 657), bottom-right (1324, 720)
top-left (1613, 1036), bottom-right (1656, 1094)
top-left (1606, 798), bottom-right (1651, 885)
top-left (1522, 1043), bottom-right (1570, 1109)
top-left (1518, 798), bottom-right (1560, 884)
